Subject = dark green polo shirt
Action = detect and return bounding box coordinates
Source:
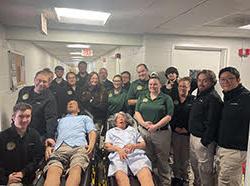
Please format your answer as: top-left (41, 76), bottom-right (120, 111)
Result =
top-left (135, 92), bottom-right (174, 124)
top-left (127, 79), bottom-right (149, 100)
top-left (108, 90), bottom-right (128, 115)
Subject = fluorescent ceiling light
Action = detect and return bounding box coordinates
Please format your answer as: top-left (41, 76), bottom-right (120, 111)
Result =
top-left (67, 44), bottom-right (90, 48)
top-left (55, 7), bottom-right (111, 26)
top-left (71, 56), bottom-right (83, 59)
top-left (70, 52), bottom-right (82, 55)
top-left (239, 24), bottom-right (250, 30)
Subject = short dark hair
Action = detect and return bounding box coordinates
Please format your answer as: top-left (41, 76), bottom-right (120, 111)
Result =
top-left (13, 102), bottom-right (32, 114)
top-left (78, 61), bottom-right (87, 66)
top-left (113, 74), bottom-right (122, 81)
top-left (219, 67), bottom-right (240, 79)
top-left (66, 71), bottom-right (76, 80)
top-left (165, 67), bottom-right (179, 78)
top-left (136, 64), bottom-right (148, 71)
top-left (55, 65), bottom-right (64, 71)
top-left (121, 71), bottom-right (131, 78)
top-left (197, 69), bottom-right (217, 85)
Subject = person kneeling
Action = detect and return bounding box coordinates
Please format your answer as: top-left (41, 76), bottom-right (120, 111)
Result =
top-left (104, 112), bottom-right (154, 186)
top-left (44, 100), bottom-right (96, 186)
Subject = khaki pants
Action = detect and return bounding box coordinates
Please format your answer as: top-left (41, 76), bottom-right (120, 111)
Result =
top-left (217, 147), bottom-right (246, 186)
top-left (190, 134), bottom-right (216, 186)
top-left (139, 126), bottom-right (172, 186)
top-left (172, 132), bottom-right (190, 181)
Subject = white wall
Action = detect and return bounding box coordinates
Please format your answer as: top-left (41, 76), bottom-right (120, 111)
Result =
top-left (144, 35), bottom-right (250, 89)
top-left (92, 46), bottom-right (145, 80)
top-left (92, 35), bottom-right (250, 89)
top-left (0, 24), bottom-right (69, 130)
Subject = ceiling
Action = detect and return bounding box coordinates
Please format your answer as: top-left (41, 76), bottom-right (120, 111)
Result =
top-left (1, 0), bottom-right (250, 63)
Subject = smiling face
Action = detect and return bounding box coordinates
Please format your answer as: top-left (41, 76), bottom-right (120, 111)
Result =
top-left (113, 76), bottom-right (122, 90)
top-left (136, 65), bottom-right (149, 81)
top-left (219, 71), bottom-right (240, 92)
top-left (67, 73), bottom-right (77, 87)
top-left (167, 72), bottom-right (178, 81)
top-left (12, 109), bottom-right (32, 131)
top-left (178, 80), bottom-right (190, 97)
top-left (197, 73), bottom-right (213, 92)
top-left (99, 68), bottom-right (108, 81)
top-left (34, 73), bottom-right (49, 93)
top-left (89, 73), bottom-right (99, 86)
top-left (115, 113), bottom-right (127, 129)
top-left (149, 78), bottom-right (161, 94)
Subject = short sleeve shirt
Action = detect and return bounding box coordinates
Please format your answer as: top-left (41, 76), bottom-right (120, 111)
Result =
top-left (135, 91), bottom-right (174, 124)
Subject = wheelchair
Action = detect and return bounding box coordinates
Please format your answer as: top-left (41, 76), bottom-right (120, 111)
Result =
top-left (96, 113), bottom-right (159, 186)
top-left (33, 111), bottom-right (100, 186)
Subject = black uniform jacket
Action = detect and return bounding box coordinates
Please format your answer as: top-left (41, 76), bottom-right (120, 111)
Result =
top-left (189, 86), bottom-right (223, 146)
top-left (218, 84), bottom-right (250, 151)
top-left (170, 95), bottom-right (194, 135)
top-left (50, 78), bottom-right (67, 117)
top-left (77, 84), bottom-right (108, 122)
top-left (0, 126), bottom-right (43, 185)
top-left (16, 86), bottom-right (58, 139)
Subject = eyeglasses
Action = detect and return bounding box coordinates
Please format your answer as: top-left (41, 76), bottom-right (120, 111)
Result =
top-left (219, 77), bottom-right (236, 83)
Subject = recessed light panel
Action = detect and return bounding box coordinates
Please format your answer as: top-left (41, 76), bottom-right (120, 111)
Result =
top-left (55, 8), bottom-right (111, 26)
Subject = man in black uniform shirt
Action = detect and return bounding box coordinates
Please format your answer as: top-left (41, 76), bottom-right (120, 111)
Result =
top-left (217, 67), bottom-right (250, 186)
top-left (76, 61), bottom-right (89, 88)
top-left (0, 103), bottom-right (43, 185)
top-left (189, 70), bottom-right (222, 186)
top-left (50, 66), bottom-right (67, 117)
top-left (16, 70), bottom-right (57, 146)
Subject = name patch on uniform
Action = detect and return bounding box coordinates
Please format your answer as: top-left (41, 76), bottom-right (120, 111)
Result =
top-left (137, 85), bottom-right (143, 90)
top-left (67, 90), bottom-right (73, 95)
top-left (6, 142), bottom-right (16, 151)
top-left (22, 93), bottom-right (29, 100)
top-left (108, 93), bottom-right (113, 98)
top-left (142, 98), bottom-right (148, 102)
top-left (173, 100), bottom-right (179, 105)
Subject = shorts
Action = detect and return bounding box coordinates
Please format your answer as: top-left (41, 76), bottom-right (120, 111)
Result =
top-left (44, 143), bottom-right (89, 174)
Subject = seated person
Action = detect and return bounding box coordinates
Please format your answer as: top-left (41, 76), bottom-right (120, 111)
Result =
top-left (44, 100), bottom-right (96, 186)
top-left (104, 112), bottom-right (154, 186)
top-left (0, 103), bottom-right (43, 185)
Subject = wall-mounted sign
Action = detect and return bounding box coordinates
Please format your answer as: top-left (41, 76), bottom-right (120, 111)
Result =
top-left (40, 13), bottom-right (48, 35)
top-left (82, 48), bottom-right (93, 57)
top-left (239, 48), bottom-right (250, 57)
top-left (8, 51), bottom-right (26, 91)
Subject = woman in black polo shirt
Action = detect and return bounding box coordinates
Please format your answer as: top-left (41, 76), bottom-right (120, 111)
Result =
top-left (134, 76), bottom-right (174, 186)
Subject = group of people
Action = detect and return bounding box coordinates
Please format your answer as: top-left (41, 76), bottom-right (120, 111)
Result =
top-left (0, 60), bottom-right (249, 186)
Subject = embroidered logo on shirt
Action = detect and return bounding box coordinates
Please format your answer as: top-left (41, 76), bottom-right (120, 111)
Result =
top-left (22, 93), bottom-right (29, 100)
top-left (36, 102), bottom-right (41, 105)
top-left (67, 90), bottom-right (73, 95)
top-left (76, 77), bottom-right (79, 81)
top-left (174, 100), bottom-right (179, 105)
top-left (142, 98), bottom-right (148, 102)
top-left (137, 85), bottom-right (143, 90)
top-left (109, 93), bottom-right (113, 98)
top-left (6, 142), bottom-right (16, 151)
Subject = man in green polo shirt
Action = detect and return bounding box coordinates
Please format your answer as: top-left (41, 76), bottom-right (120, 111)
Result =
top-left (127, 64), bottom-right (150, 114)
